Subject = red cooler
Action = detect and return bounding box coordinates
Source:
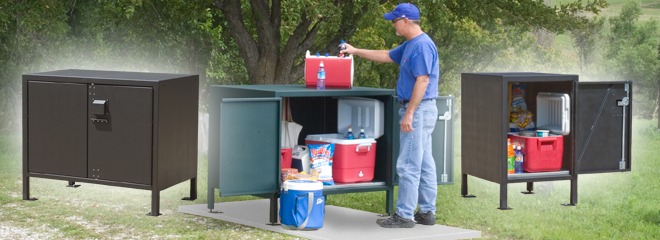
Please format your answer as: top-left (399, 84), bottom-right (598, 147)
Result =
top-left (509, 134), bottom-right (564, 172)
top-left (305, 51), bottom-right (354, 89)
top-left (305, 134), bottom-right (376, 183)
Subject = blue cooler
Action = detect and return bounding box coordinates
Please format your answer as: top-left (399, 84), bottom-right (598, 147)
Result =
top-left (280, 180), bottom-right (325, 230)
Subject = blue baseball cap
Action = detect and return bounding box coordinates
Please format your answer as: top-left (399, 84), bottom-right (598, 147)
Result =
top-left (383, 3), bottom-right (420, 21)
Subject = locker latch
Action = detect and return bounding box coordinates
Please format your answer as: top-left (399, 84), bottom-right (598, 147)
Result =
top-left (617, 97), bottom-right (629, 107)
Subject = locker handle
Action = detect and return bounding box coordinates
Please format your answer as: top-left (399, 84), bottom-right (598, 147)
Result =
top-left (90, 118), bottom-right (108, 123)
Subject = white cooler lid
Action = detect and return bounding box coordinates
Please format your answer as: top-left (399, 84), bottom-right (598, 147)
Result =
top-left (337, 97), bottom-right (384, 138)
top-left (282, 180), bottom-right (323, 191)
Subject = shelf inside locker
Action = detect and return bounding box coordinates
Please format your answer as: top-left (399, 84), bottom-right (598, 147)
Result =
top-left (507, 170), bottom-right (571, 183)
top-left (321, 181), bottom-right (388, 195)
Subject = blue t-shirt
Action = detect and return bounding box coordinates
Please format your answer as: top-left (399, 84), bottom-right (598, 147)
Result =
top-left (388, 33), bottom-right (440, 101)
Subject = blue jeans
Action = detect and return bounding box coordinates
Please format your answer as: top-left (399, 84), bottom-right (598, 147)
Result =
top-left (396, 99), bottom-right (437, 220)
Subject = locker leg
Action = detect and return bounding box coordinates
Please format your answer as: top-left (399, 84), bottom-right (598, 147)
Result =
top-left (23, 176), bottom-right (37, 201)
top-left (522, 182), bottom-right (534, 194)
top-left (207, 187), bottom-right (221, 213)
top-left (461, 174), bottom-right (476, 198)
top-left (563, 176), bottom-right (578, 206)
top-left (66, 181), bottom-right (80, 188)
top-left (268, 194), bottom-right (279, 225)
top-left (499, 183), bottom-right (511, 210)
top-left (380, 187), bottom-right (394, 217)
top-left (182, 177), bottom-right (197, 201)
top-left (148, 190), bottom-right (161, 216)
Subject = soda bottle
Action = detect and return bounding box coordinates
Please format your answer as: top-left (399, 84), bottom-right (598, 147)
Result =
top-left (507, 138), bottom-right (515, 174)
top-left (317, 61), bottom-right (325, 90)
top-left (345, 127), bottom-right (355, 139)
top-left (338, 40), bottom-right (347, 57)
top-left (515, 145), bottom-right (524, 174)
top-left (357, 128), bottom-right (366, 139)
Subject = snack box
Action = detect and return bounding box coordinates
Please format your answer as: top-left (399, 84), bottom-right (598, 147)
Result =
top-left (305, 134), bottom-right (376, 183)
top-left (305, 51), bottom-right (354, 89)
top-left (509, 133), bottom-right (564, 172)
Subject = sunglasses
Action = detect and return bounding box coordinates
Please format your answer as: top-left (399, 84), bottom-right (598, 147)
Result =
top-left (392, 17), bottom-right (406, 24)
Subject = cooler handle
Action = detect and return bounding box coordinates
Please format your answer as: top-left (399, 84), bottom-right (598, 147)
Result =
top-left (355, 143), bottom-right (372, 153)
top-left (296, 192), bottom-right (314, 230)
top-left (538, 138), bottom-right (557, 151)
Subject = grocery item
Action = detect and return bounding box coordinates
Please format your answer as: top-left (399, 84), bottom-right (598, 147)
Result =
top-left (308, 143), bottom-right (335, 185)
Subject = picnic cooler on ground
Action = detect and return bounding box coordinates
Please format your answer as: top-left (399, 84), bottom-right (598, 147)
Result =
top-left (304, 51), bottom-right (354, 89)
top-left (279, 180), bottom-right (325, 230)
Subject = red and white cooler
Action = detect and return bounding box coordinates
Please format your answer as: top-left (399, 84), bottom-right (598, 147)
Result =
top-left (304, 97), bottom-right (384, 183)
top-left (304, 51), bottom-right (354, 89)
top-left (305, 134), bottom-right (376, 183)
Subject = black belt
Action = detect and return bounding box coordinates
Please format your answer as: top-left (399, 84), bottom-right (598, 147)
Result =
top-left (399, 99), bottom-right (433, 105)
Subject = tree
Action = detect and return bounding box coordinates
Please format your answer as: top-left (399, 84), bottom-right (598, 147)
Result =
top-left (571, 17), bottom-right (605, 72)
top-left (605, 0), bottom-right (659, 119)
top-left (211, 0), bottom-right (386, 85)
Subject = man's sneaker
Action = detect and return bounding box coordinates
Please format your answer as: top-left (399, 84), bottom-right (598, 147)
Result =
top-left (414, 211), bottom-right (436, 225)
top-left (376, 213), bottom-right (415, 228)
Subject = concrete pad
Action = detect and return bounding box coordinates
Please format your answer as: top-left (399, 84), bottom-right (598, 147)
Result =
top-left (178, 199), bottom-right (481, 240)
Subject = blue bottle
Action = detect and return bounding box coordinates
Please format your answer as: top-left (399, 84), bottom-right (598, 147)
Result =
top-left (357, 128), bottom-right (366, 139)
top-left (317, 61), bottom-right (325, 90)
top-left (345, 127), bottom-right (355, 139)
top-left (514, 145), bottom-right (524, 174)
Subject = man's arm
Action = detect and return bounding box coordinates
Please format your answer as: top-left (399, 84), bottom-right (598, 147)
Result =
top-left (400, 75), bottom-right (430, 133)
top-left (341, 43), bottom-right (393, 63)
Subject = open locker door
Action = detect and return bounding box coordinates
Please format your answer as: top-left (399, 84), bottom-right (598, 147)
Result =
top-left (433, 96), bottom-right (454, 184)
top-left (576, 81), bottom-right (632, 174)
top-left (218, 98), bottom-right (282, 196)
top-left (391, 96), bottom-right (454, 185)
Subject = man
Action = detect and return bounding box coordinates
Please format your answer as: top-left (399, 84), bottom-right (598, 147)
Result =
top-left (341, 3), bottom-right (440, 228)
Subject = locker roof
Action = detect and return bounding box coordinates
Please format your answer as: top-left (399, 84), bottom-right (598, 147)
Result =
top-left (23, 69), bottom-right (197, 84)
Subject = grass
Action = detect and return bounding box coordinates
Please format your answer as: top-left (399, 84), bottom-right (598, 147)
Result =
top-left (2, 118), bottom-right (660, 239)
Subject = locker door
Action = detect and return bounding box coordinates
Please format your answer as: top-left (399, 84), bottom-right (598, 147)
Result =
top-left (576, 82), bottom-right (632, 174)
top-left (391, 96), bottom-right (455, 185)
top-left (88, 85), bottom-right (153, 185)
top-left (433, 96), bottom-right (454, 184)
top-left (218, 97), bottom-right (281, 196)
top-left (27, 81), bottom-right (87, 177)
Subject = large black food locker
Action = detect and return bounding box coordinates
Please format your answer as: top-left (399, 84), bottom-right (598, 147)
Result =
top-left (23, 69), bottom-right (199, 216)
top-left (207, 85), bottom-right (454, 224)
top-left (461, 72), bottom-right (632, 209)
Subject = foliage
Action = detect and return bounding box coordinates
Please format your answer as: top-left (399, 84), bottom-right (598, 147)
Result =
top-left (603, 0), bottom-right (659, 119)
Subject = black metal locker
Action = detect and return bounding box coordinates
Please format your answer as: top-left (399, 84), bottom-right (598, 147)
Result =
top-left (23, 69), bottom-right (199, 216)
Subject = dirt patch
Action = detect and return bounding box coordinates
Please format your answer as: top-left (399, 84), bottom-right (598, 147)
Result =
top-left (0, 223), bottom-right (62, 239)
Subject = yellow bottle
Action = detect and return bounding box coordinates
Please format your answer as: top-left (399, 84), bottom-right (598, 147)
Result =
top-left (507, 138), bottom-right (515, 174)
